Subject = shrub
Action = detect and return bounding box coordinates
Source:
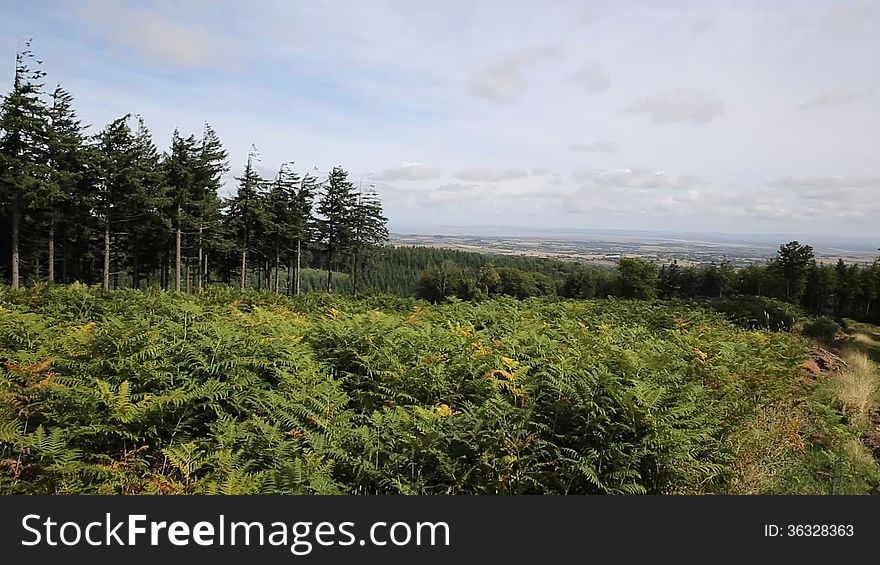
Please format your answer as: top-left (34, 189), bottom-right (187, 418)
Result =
top-left (802, 316), bottom-right (843, 343)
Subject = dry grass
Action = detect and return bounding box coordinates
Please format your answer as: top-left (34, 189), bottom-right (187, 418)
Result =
top-left (833, 351), bottom-right (880, 429)
top-left (843, 438), bottom-right (876, 468)
top-left (852, 332), bottom-right (880, 348)
top-left (727, 403), bottom-right (806, 494)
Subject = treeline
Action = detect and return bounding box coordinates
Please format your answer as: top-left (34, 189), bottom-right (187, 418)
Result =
top-left (0, 42), bottom-right (388, 293)
top-left (415, 242), bottom-right (880, 324)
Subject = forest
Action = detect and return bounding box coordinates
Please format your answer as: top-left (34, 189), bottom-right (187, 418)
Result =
top-left (0, 42), bottom-right (388, 296)
top-left (3, 44), bottom-right (880, 496)
top-left (2, 43), bottom-right (878, 329)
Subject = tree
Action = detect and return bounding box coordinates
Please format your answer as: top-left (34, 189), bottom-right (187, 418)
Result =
top-left (858, 262), bottom-right (880, 317)
top-left (128, 116), bottom-right (165, 289)
top-left (227, 146), bottom-right (265, 290)
top-left (264, 163), bottom-right (301, 293)
top-left (717, 259), bottom-right (737, 298)
top-left (0, 40), bottom-right (48, 288)
top-left (164, 129), bottom-right (199, 291)
top-left (803, 263), bottom-right (836, 315)
top-left (416, 261), bottom-right (464, 302)
top-left (658, 261), bottom-right (682, 298)
top-left (93, 116), bottom-right (138, 291)
top-left (776, 241), bottom-right (814, 302)
top-left (350, 184), bottom-right (388, 294)
top-left (192, 123), bottom-right (228, 290)
top-left (38, 86), bottom-right (87, 283)
top-left (617, 257), bottom-right (659, 299)
top-left (316, 166), bottom-right (358, 293)
top-left (291, 172), bottom-right (319, 295)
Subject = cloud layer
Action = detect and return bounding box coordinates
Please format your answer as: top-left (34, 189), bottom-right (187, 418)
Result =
top-left (625, 89), bottom-right (725, 124)
top-left (1, 0), bottom-right (877, 237)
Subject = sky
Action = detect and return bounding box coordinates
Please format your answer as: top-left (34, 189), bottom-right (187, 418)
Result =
top-left (1, 0), bottom-right (879, 239)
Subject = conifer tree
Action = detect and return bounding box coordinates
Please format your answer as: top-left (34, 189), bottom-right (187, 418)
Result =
top-left (164, 129), bottom-right (199, 291)
top-left (193, 123), bottom-right (228, 290)
top-left (0, 40), bottom-right (49, 288)
top-left (129, 116), bottom-right (165, 289)
top-left (42, 86), bottom-right (87, 283)
top-left (316, 166), bottom-right (358, 293)
top-left (265, 163), bottom-right (301, 293)
top-left (94, 116), bottom-right (132, 290)
top-left (227, 146), bottom-right (265, 290)
top-left (350, 184), bottom-right (388, 293)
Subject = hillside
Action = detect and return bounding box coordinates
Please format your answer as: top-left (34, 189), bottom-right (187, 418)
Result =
top-left (2, 285), bottom-right (878, 495)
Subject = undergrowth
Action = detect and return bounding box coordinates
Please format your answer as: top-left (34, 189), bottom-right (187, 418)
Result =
top-left (1, 284), bottom-right (877, 494)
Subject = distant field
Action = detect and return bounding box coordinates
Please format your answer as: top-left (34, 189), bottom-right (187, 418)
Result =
top-left (391, 233), bottom-right (878, 268)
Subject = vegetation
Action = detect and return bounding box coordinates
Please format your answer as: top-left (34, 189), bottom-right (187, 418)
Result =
top-left (2, 43), bottom-right (879, 497)
top-left (0, 42), bottom-right (388, 295)
top-left (414, 242), bottom-right (880, 328)
top-left (2, 285), bottom-right (878, 495)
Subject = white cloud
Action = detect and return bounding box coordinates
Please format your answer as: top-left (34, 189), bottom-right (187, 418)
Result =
top-left (572, 168), bottom-right (703, 190)
top-left (772, 175), bottom-right (880, 189)
top-left (78, 0), bottom-right (242, 70)
top-left (5, 1), bottom-right (877, 236)
top-left (471, 46), bottom-right (559, 103)
top-left (771, 175), bottom-right (880, 206)
top-left (802, 89), bottom-right (862, 108)
top-left (455, 168), bottom-right (530, 182)
top-left (375, 161), bottom-right (443, 181)
top-left (569, 141), bottom-right (618, 153)
top-left (569, 62), bottom-right (610, 92)
top-left (625, 88), bottom-right (725, 124)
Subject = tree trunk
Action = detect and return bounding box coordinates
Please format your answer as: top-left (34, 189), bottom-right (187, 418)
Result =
top-left (197, 225), bottom-right (204, 291)
top-left (352, 248), bottom-right (358, 295)
top-left (186, 261), bottom-right (191, 293)
top-left (327, 245), bottom-right (333, 293)
top-left (287, 256), bottom-right (293, 296)
top-left (61, 242), bottom-right (68, 284)
top-left (132, 250), bottom-right (140, 289)
top-left (204, 252), bottom-right (209, 288)
top-left (175, 205), bottom-right (182, 292)
top-left (47, 221), bottom-right (55, 284)
top-left (275, 245), bottom-right (281, 294)
top-left (103, 217), bottom-right (110, 291)
top-left (10, 200), bottom-right (20, 289)
top-left (295, 238), bottom-right (302, 295)
top-left (240, 245), bottom-right (247, 291)
top-left (161, 242), bottom-right (170, 290)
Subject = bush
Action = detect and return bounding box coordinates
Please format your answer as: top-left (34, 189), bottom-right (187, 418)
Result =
top-left (802, 316), bottom-right (843, 343)
top-left (708, 295), bottom-right (804, 331)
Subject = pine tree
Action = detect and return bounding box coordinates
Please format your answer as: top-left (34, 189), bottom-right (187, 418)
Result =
top-left (193, 123), bottom-right (228, 290)
top-left (227, 146), bottom-right (265, 290)
top-left (94, 115), bottom-right (157, 290)
top-left (776, 241), bottom-right (815, 302)
top-left (0, 40), bottom-right (49, 288)
top-left (42, 86), bottom-right (88, 283)
top-left (264, 163), bottom-right (303, 293)
top-left (350, 184), bottom-right (388, 293)
top-left (128, 116), bottom-right (165, 289)
top-left (316, 166), bottom-right (358, 293)
top-left (164, 129), bottom-right (199, 291)
top-left (292, 172), bottom-right (319, 295)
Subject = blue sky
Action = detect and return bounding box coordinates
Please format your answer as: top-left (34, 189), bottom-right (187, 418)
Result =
top-left (2, 0), bottom-right (879, 238)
